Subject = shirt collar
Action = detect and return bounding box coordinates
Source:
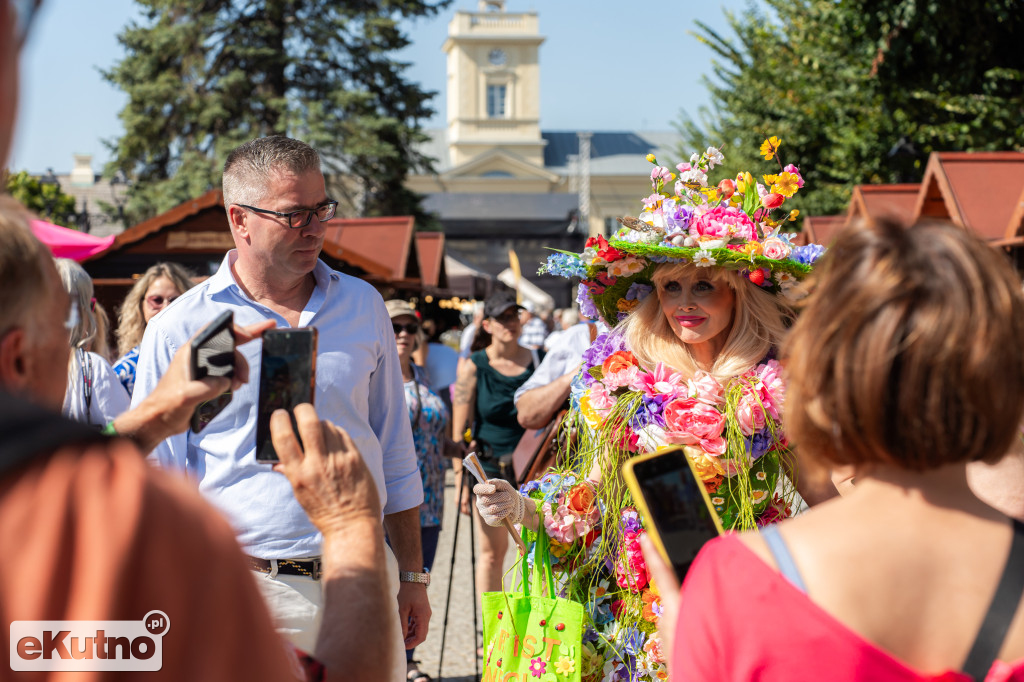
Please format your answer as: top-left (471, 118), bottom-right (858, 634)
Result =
top-left (206, 250), bottom-right (341, 297)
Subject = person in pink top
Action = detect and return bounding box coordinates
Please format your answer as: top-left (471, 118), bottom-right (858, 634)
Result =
top-left (648, 217), bottom-right (1024, 681)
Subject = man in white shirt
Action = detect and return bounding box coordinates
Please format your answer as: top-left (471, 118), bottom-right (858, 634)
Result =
top-left (131, 136), bottom-right (427, 676)
top-left (515, 320), bottom-right (604, 429)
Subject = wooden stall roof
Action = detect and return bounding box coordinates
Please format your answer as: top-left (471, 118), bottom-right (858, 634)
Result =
top-left (846, 184), bottom-right (920, 228)
top-left (84, 190), bottom-right (428, 289)
top-left (321, 215), bottom-right (420, 285)
top-left (414, 231), bottom-right (448, 289)
top-left (795, 215), bottom-right (848, 247)
top-left (914, 152), bottom-right (1024, 241)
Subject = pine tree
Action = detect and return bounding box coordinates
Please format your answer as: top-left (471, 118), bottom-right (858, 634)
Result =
top-left (676, 0), bottom-right (1024, 219)
top-left (102, 0), bottom-right (449, 225)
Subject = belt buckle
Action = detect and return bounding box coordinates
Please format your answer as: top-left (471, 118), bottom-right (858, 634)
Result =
top-left (310, 558), bottom-right (321, 581)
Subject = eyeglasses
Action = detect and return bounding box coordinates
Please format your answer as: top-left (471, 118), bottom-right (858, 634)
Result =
top-left (393, 322), bottom-right (419, 335)
top-left (237, 201), bottom-right (338, 229)
top-left (146, 294), bottom-right (178, 308)
top-left (13, 0), bottom-right (42, 50)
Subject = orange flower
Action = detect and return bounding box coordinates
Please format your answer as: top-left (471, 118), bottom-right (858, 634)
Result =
top-left (565, 482), bottom-right (598, 518)
top-left (602, 350), bottom-right (638, 376)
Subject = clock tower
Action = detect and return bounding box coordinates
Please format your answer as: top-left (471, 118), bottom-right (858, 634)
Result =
top-left (442, 0), bottom-right (546, 168)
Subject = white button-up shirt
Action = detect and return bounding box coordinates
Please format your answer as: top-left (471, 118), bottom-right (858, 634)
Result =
top-left (131, 251), bottom-right (422, 558)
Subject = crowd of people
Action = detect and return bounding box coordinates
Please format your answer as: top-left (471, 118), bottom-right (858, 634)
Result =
top-left (3, 2), bottom-right (1024, 682)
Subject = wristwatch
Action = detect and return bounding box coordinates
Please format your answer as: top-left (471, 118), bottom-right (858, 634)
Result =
top-left (399, 571), bottom-right (430, 586)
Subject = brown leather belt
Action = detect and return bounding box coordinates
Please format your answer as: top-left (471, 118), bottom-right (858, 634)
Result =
top-left (247, 556), bottom-right (322, 581)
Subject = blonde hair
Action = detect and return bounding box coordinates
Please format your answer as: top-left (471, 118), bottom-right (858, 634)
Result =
top-left (783, 218), bottom-right (1024, 470)
top-left (618, 263), bottom-right (794, 382)
top-left (116, 262), bottom-right (195, 356)
top-left (54, 258), bottom-right (95, 350)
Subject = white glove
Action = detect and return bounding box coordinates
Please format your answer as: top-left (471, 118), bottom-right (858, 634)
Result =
top-left (473, 479), bottom-right (526, 527)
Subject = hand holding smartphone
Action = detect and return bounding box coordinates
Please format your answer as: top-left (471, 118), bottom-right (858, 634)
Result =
top-left (255, 328), bottom-right (318, 462)
top-left (621, 447), bottom-right (724, 580)
top-left (189, 311), bottom-right (235, 433)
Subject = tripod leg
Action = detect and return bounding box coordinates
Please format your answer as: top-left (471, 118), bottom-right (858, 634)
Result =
top-left (467, 468), bottom-right (479, 680)
top-left (436, 471), bottom-right (463, 681)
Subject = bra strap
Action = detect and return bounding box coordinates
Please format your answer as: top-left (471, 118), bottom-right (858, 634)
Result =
top-left (761, 524), bottom-right (808, 593)
top-left (962, 519), bottom-right (1024, 680)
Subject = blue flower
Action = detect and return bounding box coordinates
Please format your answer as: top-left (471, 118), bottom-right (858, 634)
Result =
top-left (648, 253), bottom-right (669, 263)
top-left (520, 480), bottom-right (541, 496)
top-left (791, 243), bottom-right (826, 265)
top-left (746, 431), bottom-right (773, 461)
top-left (621, 627), bottom-right (645, 657)
top-left (540, 252), bottom-right (587, 278)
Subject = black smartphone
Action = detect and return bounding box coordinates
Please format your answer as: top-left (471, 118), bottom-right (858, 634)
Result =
top-left (621, 447), bottom-right (724, 580)
top-left (255, 328), bottom-right (318, 462)
top-left (189, 310), bottom-right (235, 433)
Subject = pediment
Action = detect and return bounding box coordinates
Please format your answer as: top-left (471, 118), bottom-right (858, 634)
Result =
top-left (441, 149), bottom-right (559, 183)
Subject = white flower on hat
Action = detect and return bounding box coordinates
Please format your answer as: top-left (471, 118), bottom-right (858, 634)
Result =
top-left (705, 146), bottom-right (725, 170)
top-left (693, 249), bottom-right (717, 267)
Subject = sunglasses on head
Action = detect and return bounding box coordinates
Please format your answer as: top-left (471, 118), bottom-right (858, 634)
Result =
top-left (146, 294), bottom-right (178, 307)
top-left (393, 322), bottom-right (419, 335)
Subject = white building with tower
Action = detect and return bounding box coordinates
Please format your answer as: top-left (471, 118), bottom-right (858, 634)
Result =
top-left (408, 0), bottom-right (677, 306)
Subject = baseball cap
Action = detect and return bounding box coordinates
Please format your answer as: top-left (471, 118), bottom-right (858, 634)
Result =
top-left (385, 299), bottom-right (418, 320)
top-left (483, 290), bottom-right (523, 319)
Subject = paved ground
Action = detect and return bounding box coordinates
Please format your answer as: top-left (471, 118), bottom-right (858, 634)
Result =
top-left (411, 468), bottom-right (519, 682)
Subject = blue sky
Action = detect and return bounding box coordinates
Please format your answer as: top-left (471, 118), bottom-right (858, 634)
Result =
top-left (10, 0), bottom-right (741, 174)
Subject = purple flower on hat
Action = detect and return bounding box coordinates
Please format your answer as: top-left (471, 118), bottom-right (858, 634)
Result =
top-left (577, 283), bottom-right (599, 320)
top-left (662, 198), bottom-right (694, 233)
top-left (790, 243), bottom-right (826, 265)
top-left (625, 282), bottom-right (653, 302)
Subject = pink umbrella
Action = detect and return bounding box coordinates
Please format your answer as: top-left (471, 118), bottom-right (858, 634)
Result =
top-left (30, 219), bottom-right (116, 262)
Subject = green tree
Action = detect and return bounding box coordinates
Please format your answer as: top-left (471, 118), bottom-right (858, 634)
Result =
top-left (676, 0), bottom-right (1024, 219)
top-left (4, 170), bottom-right (79, 228)
top-left (103, 0), bottom-right (449, 226)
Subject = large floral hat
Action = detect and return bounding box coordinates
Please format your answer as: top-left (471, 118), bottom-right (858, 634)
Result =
top-left (541, 137), bottom-right (827, 327)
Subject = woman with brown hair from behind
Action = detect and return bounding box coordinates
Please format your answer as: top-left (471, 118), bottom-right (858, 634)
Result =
top-left (113, 262), bottom-right (194, 396)
top-left (664, 217), bottom-right (1024, 681)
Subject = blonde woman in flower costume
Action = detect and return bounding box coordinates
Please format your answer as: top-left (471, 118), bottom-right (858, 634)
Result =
top-left (474, 138), bottom-right (831, 682)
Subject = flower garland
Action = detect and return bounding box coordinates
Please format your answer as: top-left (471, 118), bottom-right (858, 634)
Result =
top-left (519, 332), bottom-right (795, 682)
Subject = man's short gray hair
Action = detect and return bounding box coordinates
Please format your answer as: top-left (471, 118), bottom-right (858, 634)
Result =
top-left (0, 198), bottom-right (52, 340)
top-left (222, 136), bottom-right (321, 212)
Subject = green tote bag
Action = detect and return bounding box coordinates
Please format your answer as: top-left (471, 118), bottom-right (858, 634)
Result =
top-left (481, 529), bottom-right (584, 682)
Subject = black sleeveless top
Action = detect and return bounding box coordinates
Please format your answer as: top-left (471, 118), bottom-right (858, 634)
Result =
top-left (470, 349), bottom-right (535, 457)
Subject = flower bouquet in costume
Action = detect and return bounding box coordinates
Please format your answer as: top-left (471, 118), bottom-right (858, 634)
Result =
top-left (521, 138), bottom-right (826, 682)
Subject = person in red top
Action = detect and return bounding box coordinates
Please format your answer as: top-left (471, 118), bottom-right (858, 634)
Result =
top-left (646, 217), bottom-right (1024, 681)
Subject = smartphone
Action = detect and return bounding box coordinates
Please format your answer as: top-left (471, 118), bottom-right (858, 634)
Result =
top-left (621, 447), bottom-right (724, 580)
top-left (189, 311), bottom-right (235, 433)
top-left (255, 328), bottom-right (318, 462)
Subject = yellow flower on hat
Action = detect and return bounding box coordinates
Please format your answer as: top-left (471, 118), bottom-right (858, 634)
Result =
top-left (772, 172), bottom-right (801, 198)
top-left (760, 136), bottom-right (781, 160)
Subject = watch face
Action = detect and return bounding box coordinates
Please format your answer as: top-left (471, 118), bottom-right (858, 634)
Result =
top-left (488, 48), bottom-right (506, 66)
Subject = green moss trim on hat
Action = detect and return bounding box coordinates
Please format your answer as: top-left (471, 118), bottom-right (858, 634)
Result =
top-left (540, 137), bottom-right (827, 327)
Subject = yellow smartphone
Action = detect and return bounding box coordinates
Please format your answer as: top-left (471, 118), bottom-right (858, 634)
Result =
top-left (621, 446), bottom-right (725, 580)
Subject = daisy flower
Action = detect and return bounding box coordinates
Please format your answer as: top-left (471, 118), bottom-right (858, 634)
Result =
top-left (693, 249), bottom-right (716, 267)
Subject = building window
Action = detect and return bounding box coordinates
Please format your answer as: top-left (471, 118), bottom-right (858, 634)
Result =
top-left (487, 84), bottom-right (507, 118)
